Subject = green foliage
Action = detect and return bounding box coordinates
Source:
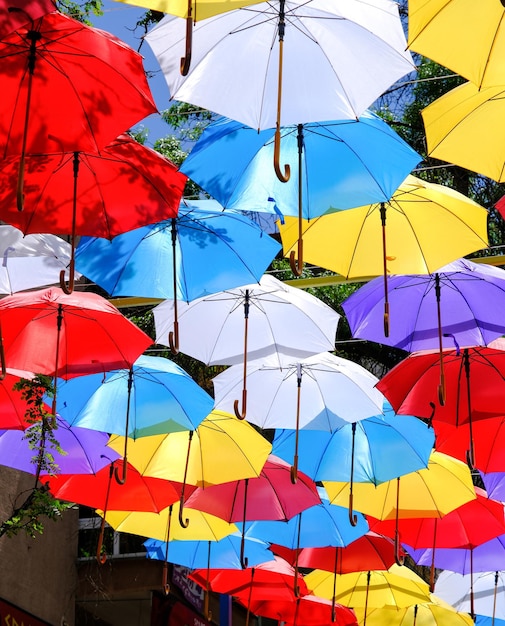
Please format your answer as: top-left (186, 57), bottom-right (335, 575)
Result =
top-left (161, 103), bottom-right (215, 141)
top-left (57, 0), bottom-right (103, 24)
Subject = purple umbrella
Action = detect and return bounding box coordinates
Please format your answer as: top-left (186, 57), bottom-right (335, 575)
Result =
top-left (342, 258), bottom-right (505, 405)
top-left (0, 416), bottom-right (119, 476)
top-left (480, 472), bottom-right (505, 501)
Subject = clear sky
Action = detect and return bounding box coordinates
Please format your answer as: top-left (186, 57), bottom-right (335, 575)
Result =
top-left (92, 1), bottom-right (172, 145)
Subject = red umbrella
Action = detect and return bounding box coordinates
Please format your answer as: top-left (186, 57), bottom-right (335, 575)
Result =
top-left (0, 0), bottom-right (56, 39)
top-left (369, 486), bottom-right (505, 590)
top-left (185, 455), bottom-right (321, 568)
top-left (240, 594), bottom-right (358, 626)
top-left (0, 134), bottom-right (186, 292)
top-left (0, 370), bottom-right (48, 430)
top-left (0, 287), bottom-right (152, 410)
top-left (0, 11), bottom-right (157, 214)
top-left (434, 416), bottom-right (505, 473)
top-left (376, 346), bottom-right (505, 467)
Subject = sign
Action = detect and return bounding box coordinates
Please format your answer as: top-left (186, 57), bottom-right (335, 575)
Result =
top-left (172, 566), bottom-right (204, 612)
top-left (0, 598), bottom-right (50, 626)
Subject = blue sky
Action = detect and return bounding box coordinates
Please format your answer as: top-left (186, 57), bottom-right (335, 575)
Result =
top-left (92, 1), bottom-right (171, 144)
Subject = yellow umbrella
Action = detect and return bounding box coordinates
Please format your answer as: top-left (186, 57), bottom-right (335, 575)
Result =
top-left (99, 501), bottom-right (237, 593)
top-left (305, 564), bottom-right (431, 626)
top-left (422, 81), bottom-right (505, 182)
top-left (108, 409), bottom-right (272, 527)
top-left (353, 593), bottom-right (475, 626)
top-left (323, 451), bottom-right (476, 564)
top-left (408, 0), bottom-right (505, 89)
top-left (113, 0), bottom-right (256, 74)
top-left (278, 174), bottom-right (488, 335)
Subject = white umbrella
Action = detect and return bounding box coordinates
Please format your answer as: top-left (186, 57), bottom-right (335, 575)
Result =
top-left (153, 274), bottom-right (340, 418)
top-left (434, 570), bottom-right (505, 621)
top-left (0, 225), bottom-right (80, 293)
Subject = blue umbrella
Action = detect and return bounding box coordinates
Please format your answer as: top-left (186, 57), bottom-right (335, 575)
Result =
top-left (54, 355), bottom-right (214, 483)
top-left (180, 113), bottom-right (420, 274)
top-left (75, 199), bottom-right (281, 353)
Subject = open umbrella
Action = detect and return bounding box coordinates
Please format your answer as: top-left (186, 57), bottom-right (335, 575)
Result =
top-left (0, 0), bottom-right (56, 39)
top-left (179, 113), bottom-right (420, 274)
top-left (0, 11), bottom-right (157, 213)
top-left (185, 454), bottom-right (321, 567)
top-left (422, 81), bottom-right (505, 183)
top-left (0, 370), bottom-right (47, 430)
top-left (343, 258), bottom-right (505, 403)
top-left (154, 274), bottom-right (340, 418)
top-left (75, 199), bottom-right (280, 352)
top-left (213, 351), bottom-right (385, 483)
top-left (407, 0), bottom-right (505, 89)
top-left (0, 134), bottom-right (186, 293)
top-left (377, 346), bottom-right (505, 468)
top-left (480, 472), bottom-right (505, 501)
top-left (279, 175), bottom-right (489, 336)
top-left (107, 409), bottom-right (272, 528)
top-left (53, 355), bottom-right (213, 483)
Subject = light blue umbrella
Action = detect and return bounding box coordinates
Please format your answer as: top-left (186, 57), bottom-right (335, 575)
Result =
top-left (180, 113), bottom-right (420, 274)
top-left (54, 355), bottom-right (213, 483)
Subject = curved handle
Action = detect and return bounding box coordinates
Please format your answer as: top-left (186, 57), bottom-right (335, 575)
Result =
top-left (59, 264), bottom-right (75, 296)
top-left (466, 446), bottom-right (475, 470)
top-left (178, 492), bottom-right (190, 529)
top-left (290, 459), bottom-right (298, 485)
top-left (289, 240), bottom-right (304, 277)
top-left (96, 516), bottom-right (108, 564)
top-left (233, 389), bottom-right (247, 420)
top-left (114, 461), bottom-right (127, 485)
top-left (348, 492), bottom-right (358, 527)
top-left (180, 0), bottom-right (193, 76)
top-left (162, 561), bottom-right (170, 595)
top-left (273, 127), bottom-right (290, 183)
top-left (394, 529), bottom-right (405, 566)
top-left (383, 302), bottom-right (390, 338)
top-left (169, 321), bottom-right (179, 356)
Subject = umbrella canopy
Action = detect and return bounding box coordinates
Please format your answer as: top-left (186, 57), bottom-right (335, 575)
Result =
top-left (179, 113), bottom-right (421, 219)
top-left (114, 0), bottom-right (255, 20)
top-left (0, 287), bottom-right (152, 380)
top-left (0, 370), bottom-right (47, 430)
top-left (342, 258), bottom-right (505, 353)
top-left (422, 81), bottom-right (505, 183)
top-left (0, 0), bottom-right (56, 39)
top-left (75, 200), bottom-right (280, 301)
top-left (480, 472), bottom-right (505, 501)
top-left (0, 416), bottom-right (120, 476)
top-left (407, 0), bottom-right (505, 89)
top-left (435, 570), bottom-right (505, 621)
top-left (353, 595), bottom-right (474, 626)
top-left (0, 226), bottom-right (81, 294)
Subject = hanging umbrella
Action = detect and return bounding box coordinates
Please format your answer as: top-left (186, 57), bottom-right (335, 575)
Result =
top-left (407, 0), bottom-right (505, 89)
top-left (0, 225), bottom-right (82, 294)
top-left (271, 400), bottom-right (434, 516)
top-left (75, 199), bottom-right (280, 352)
top-left (422, 81), bottom-right (505, 183)
top-left (0, 287), bottom-right (152, 412)
top-left (353, 595), bottom-right (474, 626)
top-left (0, 370), bottom-right (48, 430)
top-left (179, 113), bottom-right (420, 274)
top-left (0, 134), bottom-right (186, 293)
top-left (185, 454), bottom-right (321, 568)
top-left (279, 174), bottom-right (488, 336)
top-left (480, 471), bottom-right (505, 501)
top-left (0, 416), bottom-right (120, 476)
top-left (239, 593), bottom-right (358, 626)
top-left (107, 409), bottom-right (272, 528)
top-left (0, 11), bottom-right (157, 214)
top-left (377, 346), bottom-right (505, 468)
top-left (435, 570), bottom-right (505, 622)
top-left (0, 0), bottom-right (56, 39)
top-left (213, 351), bottom-right (385, 483)
top-left (53, 355), bottom-right (213, 483)
top-left (343, 258), bottom-right (505, 403)
top-left (324, 451), bottom-right (477, 565)
top-left (154, 274), bottom-right (340, 418)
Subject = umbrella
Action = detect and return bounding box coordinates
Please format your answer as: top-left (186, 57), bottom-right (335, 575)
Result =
top-left (0, 134), bottom-right (186, 293)
top-left (153, 274), bottom-right (340, 418)
top-left (185, 454), bottom-right (321, 567)
top-left (0, 416), bottom-right (120, 476)
top-left (75, 199), bottom-right (280, 352)
top-left (0, 225), bottom-right (81, 294)
top-left (377, 346), bottom-right (505, 468)
top-left (0, 370), bottom-right (47, 430)
top-left (324, 451), bottom-right (477, 565)
top-left (0, 0), bottom-right (56, 39)
top-left (0, 11), bottom-right (157, 213)
top-left (435, 570), bottom-right (505, 622)
top-left (342, 258), bottom-right (505, 403)
top-left (179, 113), bottom-right (420, 273)
top-left (53, 355), bottom-right (213, 483)
top-left (279, 174), bottom-right (489, 336)
top-left (353, 595), bottom-right (474, 626)
top-left (407, 0), bottom-right (505, 89)
top-left (370, 486), bottom-right (505, 590)
top-left (480, 472), bottom-right (505, 501)
top-left (0, 287), bottom-right (152, 412)
top-left (213, 351), bottom-right (385, 484)
top-left (305, 564), bottom-right (432, 626)
top-left (422, 81), bottom-right (505, 183)
top-left (240, 593), bottom-right (358, 626)
top-left (107, 409), bottom-right (272, 528)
